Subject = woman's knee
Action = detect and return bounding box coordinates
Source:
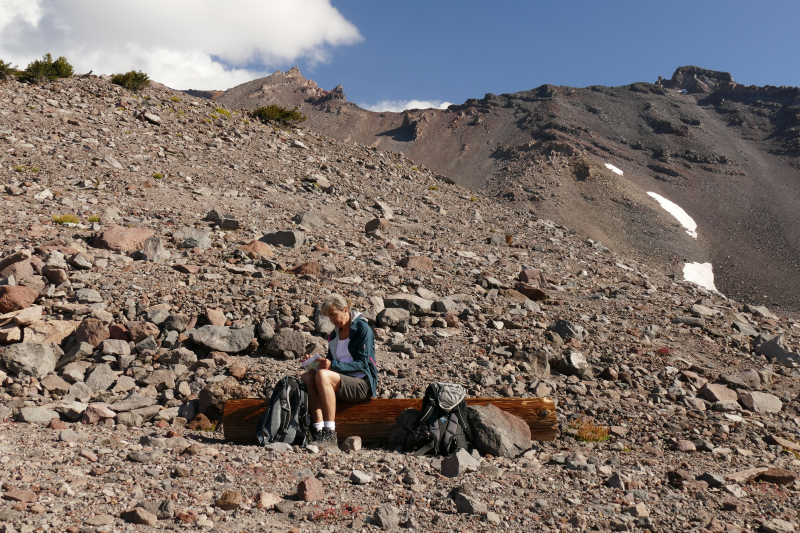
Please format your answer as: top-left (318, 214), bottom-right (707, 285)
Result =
top-left (300, 372), bottom-right (317, 390)
top-left (315, 369), bottom-right (336, 387)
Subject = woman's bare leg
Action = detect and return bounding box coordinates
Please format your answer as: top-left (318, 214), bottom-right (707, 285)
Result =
top-left (314, 369), bottom-right (341, 421)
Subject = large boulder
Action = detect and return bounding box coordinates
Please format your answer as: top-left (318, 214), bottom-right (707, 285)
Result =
top-left (189, 325), bottom-right (255, 353)
top-left (159, 347), bottom-right (198, 367)
top-left (397, 256), bottom-right (433, 271)
top-left (754, 335), bottom-right (800, 368)
top-left (378, 307), bottom-right (411, 327)
top-left (198, 378), bottom-right (248, 420)
top-left (264, 328), bottom-right (307, 359)
top-left (550, 320), bottom-right (585, 342)
top-left (3, 343), bottom-right (56, 378)
top-left (466, 403), bottom-right (531, 458)
top-left (556, 351), bottom-right (589, 377)
top-left (383, 293), bottom-right (434, 315)
top-left (0, 285), bottom-right (38, 313)
top-left (94, 225), bottom-right (154, 252)
top-left (142, 237), bottom-right (171, 263)
top-left (738, 391), bottom-right (783, 413)
top-left (259, 230), bottom-right (305, 249)
top-left (23, 320), bottom-right (80, 344)
top-left (0, 251), bottom-right (33, 282)
top-left (292, 211), bottom-right (323, 228)
top-left (75, 318), bottom-right (110, 347)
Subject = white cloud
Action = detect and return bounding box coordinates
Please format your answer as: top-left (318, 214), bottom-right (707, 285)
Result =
top-left (0, 0), bottom-right (361, 89)
top-left (360, 99), bottom-right (454, 112)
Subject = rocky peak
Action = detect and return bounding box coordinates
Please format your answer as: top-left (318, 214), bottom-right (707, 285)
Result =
top-left (658, 65), bottom-right (735, 93)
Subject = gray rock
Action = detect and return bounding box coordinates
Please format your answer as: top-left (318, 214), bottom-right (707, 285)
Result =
top-left (257, 318), bottom-right (275, 342)
top-left (3, 342), bottom-right (56, 378)
top-left (146, 308), bottom-right (170, 325)
top-left (373, 504), bottom-right (400, 529)
top-left (467, 403), bottom-right (531, 458)
top-left (160, 347), bottom-right (197, 366)
top-left (173, 228), bottom-right (211, 249)
top-left (455, 493), bottom-right (487, 514)
top-left (143, 112), bottom-right (161, 125)
top-left (754, 335), bottom-right (800, 368)
top-left (441, 448), bottom-right (480, 478)
top-left (57, 342), bottom-right (94, 368)
top-left (135, 335), bottom-right (158, 353)
top-left (111, 394), bottom-right (158, 412)
top-left (550, 320), bottom-right (585, 342)
top-left (292, 211), bottom-right (323, 227)
top-left (18, 407), bottom-right (58, 425)
top-left (101, 339), bottom-right (131, 356)
top-left (378, 307), bottom-right (411, 327)
top-left (263, 442), bottom-right (292, 453)
top-left (720, 369), bottom-right (761, 390)
top-left (163, 313), bottom-right (190, 332)
top-left (178, 399), bottom-right (199, 422)
top-left (116, 411), bottom-right (144, 427)
top-left (762, 519), bottom-right (796, 533)
top-left (433, 294), bottom-right (472, 314)
top-left (55, 401), bottom-right (88, 420)
top-left (190, 325), bottom-right (254, 353)
top-left (142, 237), bottom-right (170, 264)
top-left (696, 473), bottom-right (725, 488)
top-left (738, 390), bottom-right (783, 413)
top-left (0, 404), bottom-right (11, 422)
top-left (313, 312), bottom-right (334, 336)
top-left (732, 321), bottom-right (758, 337)
top-left (264, 328), bottom-right (307, 359)
top-left (65, 382), bottom-right (93, 402)
top-left (259, 230), bottom-right (305, 249)
top-left (556, 351), bottom-right (589, 378)
top-left (383, 293), bottom-right (434, 315)
top-left (350, 470), bottom-right (372, 485)
top-left (75, 288), bottom-right (103, 303)
top-left (85, 363), bottom-right (116, 391)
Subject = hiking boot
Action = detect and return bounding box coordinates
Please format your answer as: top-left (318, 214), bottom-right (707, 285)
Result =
top-left (311, 428), bottom-right (338, 449)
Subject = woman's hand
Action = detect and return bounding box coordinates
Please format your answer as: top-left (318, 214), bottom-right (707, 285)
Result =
top-left (299, 354), bottom-right (311, 363)
top-left (318, 358), bottom-right (332, 370)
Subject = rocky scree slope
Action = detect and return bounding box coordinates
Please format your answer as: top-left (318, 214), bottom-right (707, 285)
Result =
top-left (0, 74), bottom-right (797, 532)
top-left (211, 65), bottom-right (800, 314)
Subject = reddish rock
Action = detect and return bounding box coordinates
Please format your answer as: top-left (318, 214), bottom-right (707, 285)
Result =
top-left (699, 383), bottom-right (738, 403)
top-left (755, 467), bottom-right (797, 486)
top-left (48, 418), bottom-right (67, 430)
top-left (518, 269), bottom-right (549, 288)
top-left (42, 265), bottom-right (69, 284)
top-left (255, 492), bottom-right (282, 509)
top-left (81, 404), bottom-right (116, 424)
top-left (0, 256), bottom-right (33, 282)
top-left (365, 218), bottom-right (391, 233)
top-left (187, 413), bottom-right (214, 431)
top-left (0, 285), bottom-right (38, 313)
top-left (215, 490), bottom-right (243, 510)
top-left (290, 262), bottom-right (320, 276)
top-left (3, 490), bottom-right (37, 503)
top-left (177, 509), bottom-right (199, 524)
top-left (109, 324), bottom-right (131, 341)
top-left (94, 225), bottom-right (155, 252)
top-left (229, 363), bottom-right (248, 380)
top-left (211, 351), bottom-right (232, 367)
top-left (75, 319), bottom-right (110, 347)
top-left (173, 264), bottom-right (201, 274)
top-left (239, 240), bottom-right (273, 259)
top-left (205, 308), bottom-right (226, 327)
top-left (297, 477), bottom-right (324, 502)
top-left (514, 282), bottom-right (547, 301)
top-left (673, 440), bottom-right (696, 452)
top-left (127, 321), bottom-right (160, 343)
top-left (398, 256), bottom-right (433, 271)
top-left (121, 508), bottom-right (157, 526)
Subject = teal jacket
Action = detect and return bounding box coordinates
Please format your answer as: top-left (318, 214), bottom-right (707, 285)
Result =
top-left (326, 312), bottom-right (378, 398)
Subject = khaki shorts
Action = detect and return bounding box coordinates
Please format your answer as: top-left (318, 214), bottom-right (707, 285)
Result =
top-left (336, 374), bottom-right (371, 401)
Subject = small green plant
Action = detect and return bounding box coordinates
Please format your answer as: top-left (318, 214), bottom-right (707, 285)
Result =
top-left (152, 172), bottom-right (164, 179)
top-left (110, 70), bottom-right (150, 92)
top-left (53, 214), bottom-right (79, 225)
top-left (87, 214), bottom-right (100, 223)
top-left (470, 196), bottom-right (478, 202)
top-left (251, 104), bottom-right (306, 126)
top-left (170, 96), bottom-right (181, 102)
top-left (31, 167), bottom-right (40, 173)
top-left (13, 165), bottom-right (26, 173)
top-left (0, 59), bottom-right (18, 82)
top-left (215, 107), bottom-right (231, 118)
top-left (568, 417), bottom-right (610, 443)
top-left (428, 185), bottom-right (438, 190)
top-left (20, 54), bottom-right (73, 83)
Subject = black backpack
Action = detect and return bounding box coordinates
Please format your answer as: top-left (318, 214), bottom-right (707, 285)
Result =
top-left (405, 382), bottom-right (473, 456)
top-left (256, 376), bottom-right (309, 446)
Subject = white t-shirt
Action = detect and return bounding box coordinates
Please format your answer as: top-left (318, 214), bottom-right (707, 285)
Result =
top-left (334, 337), bottom-right (366, 378)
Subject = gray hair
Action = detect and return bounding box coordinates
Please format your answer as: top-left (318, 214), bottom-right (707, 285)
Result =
top-left (321, 293), bottom-right (351, 314)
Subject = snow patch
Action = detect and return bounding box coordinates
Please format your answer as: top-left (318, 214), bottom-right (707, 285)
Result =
top-left (683, 262), bottom-right (717, 292)
top-left (647, 192), bottom-right (698, 239)
top-left (604, 163), bottom-right (623, 175)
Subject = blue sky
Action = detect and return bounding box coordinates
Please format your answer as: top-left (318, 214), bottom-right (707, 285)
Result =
top-left (308, 0), bottom-right (800, 109)
top-left (1, 1), bottom-right (798, 112)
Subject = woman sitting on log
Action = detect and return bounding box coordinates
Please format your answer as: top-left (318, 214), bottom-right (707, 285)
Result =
top-left (300, 293), bottom-right (378, 448)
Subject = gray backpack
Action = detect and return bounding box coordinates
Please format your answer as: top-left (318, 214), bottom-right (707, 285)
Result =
top-left (405, 382), bottom-right (473, 456)
top-left (256, 376), bottom-right (309, 446)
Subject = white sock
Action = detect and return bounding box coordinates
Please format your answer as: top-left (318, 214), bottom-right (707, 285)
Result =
top-left (323, 421), bottom-right (336, 431)
top-left (313, 422), bottom-right (324, 431)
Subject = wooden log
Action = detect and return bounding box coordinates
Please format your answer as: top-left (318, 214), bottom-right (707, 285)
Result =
top-left (222, 397), bottom-right (557, 444)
